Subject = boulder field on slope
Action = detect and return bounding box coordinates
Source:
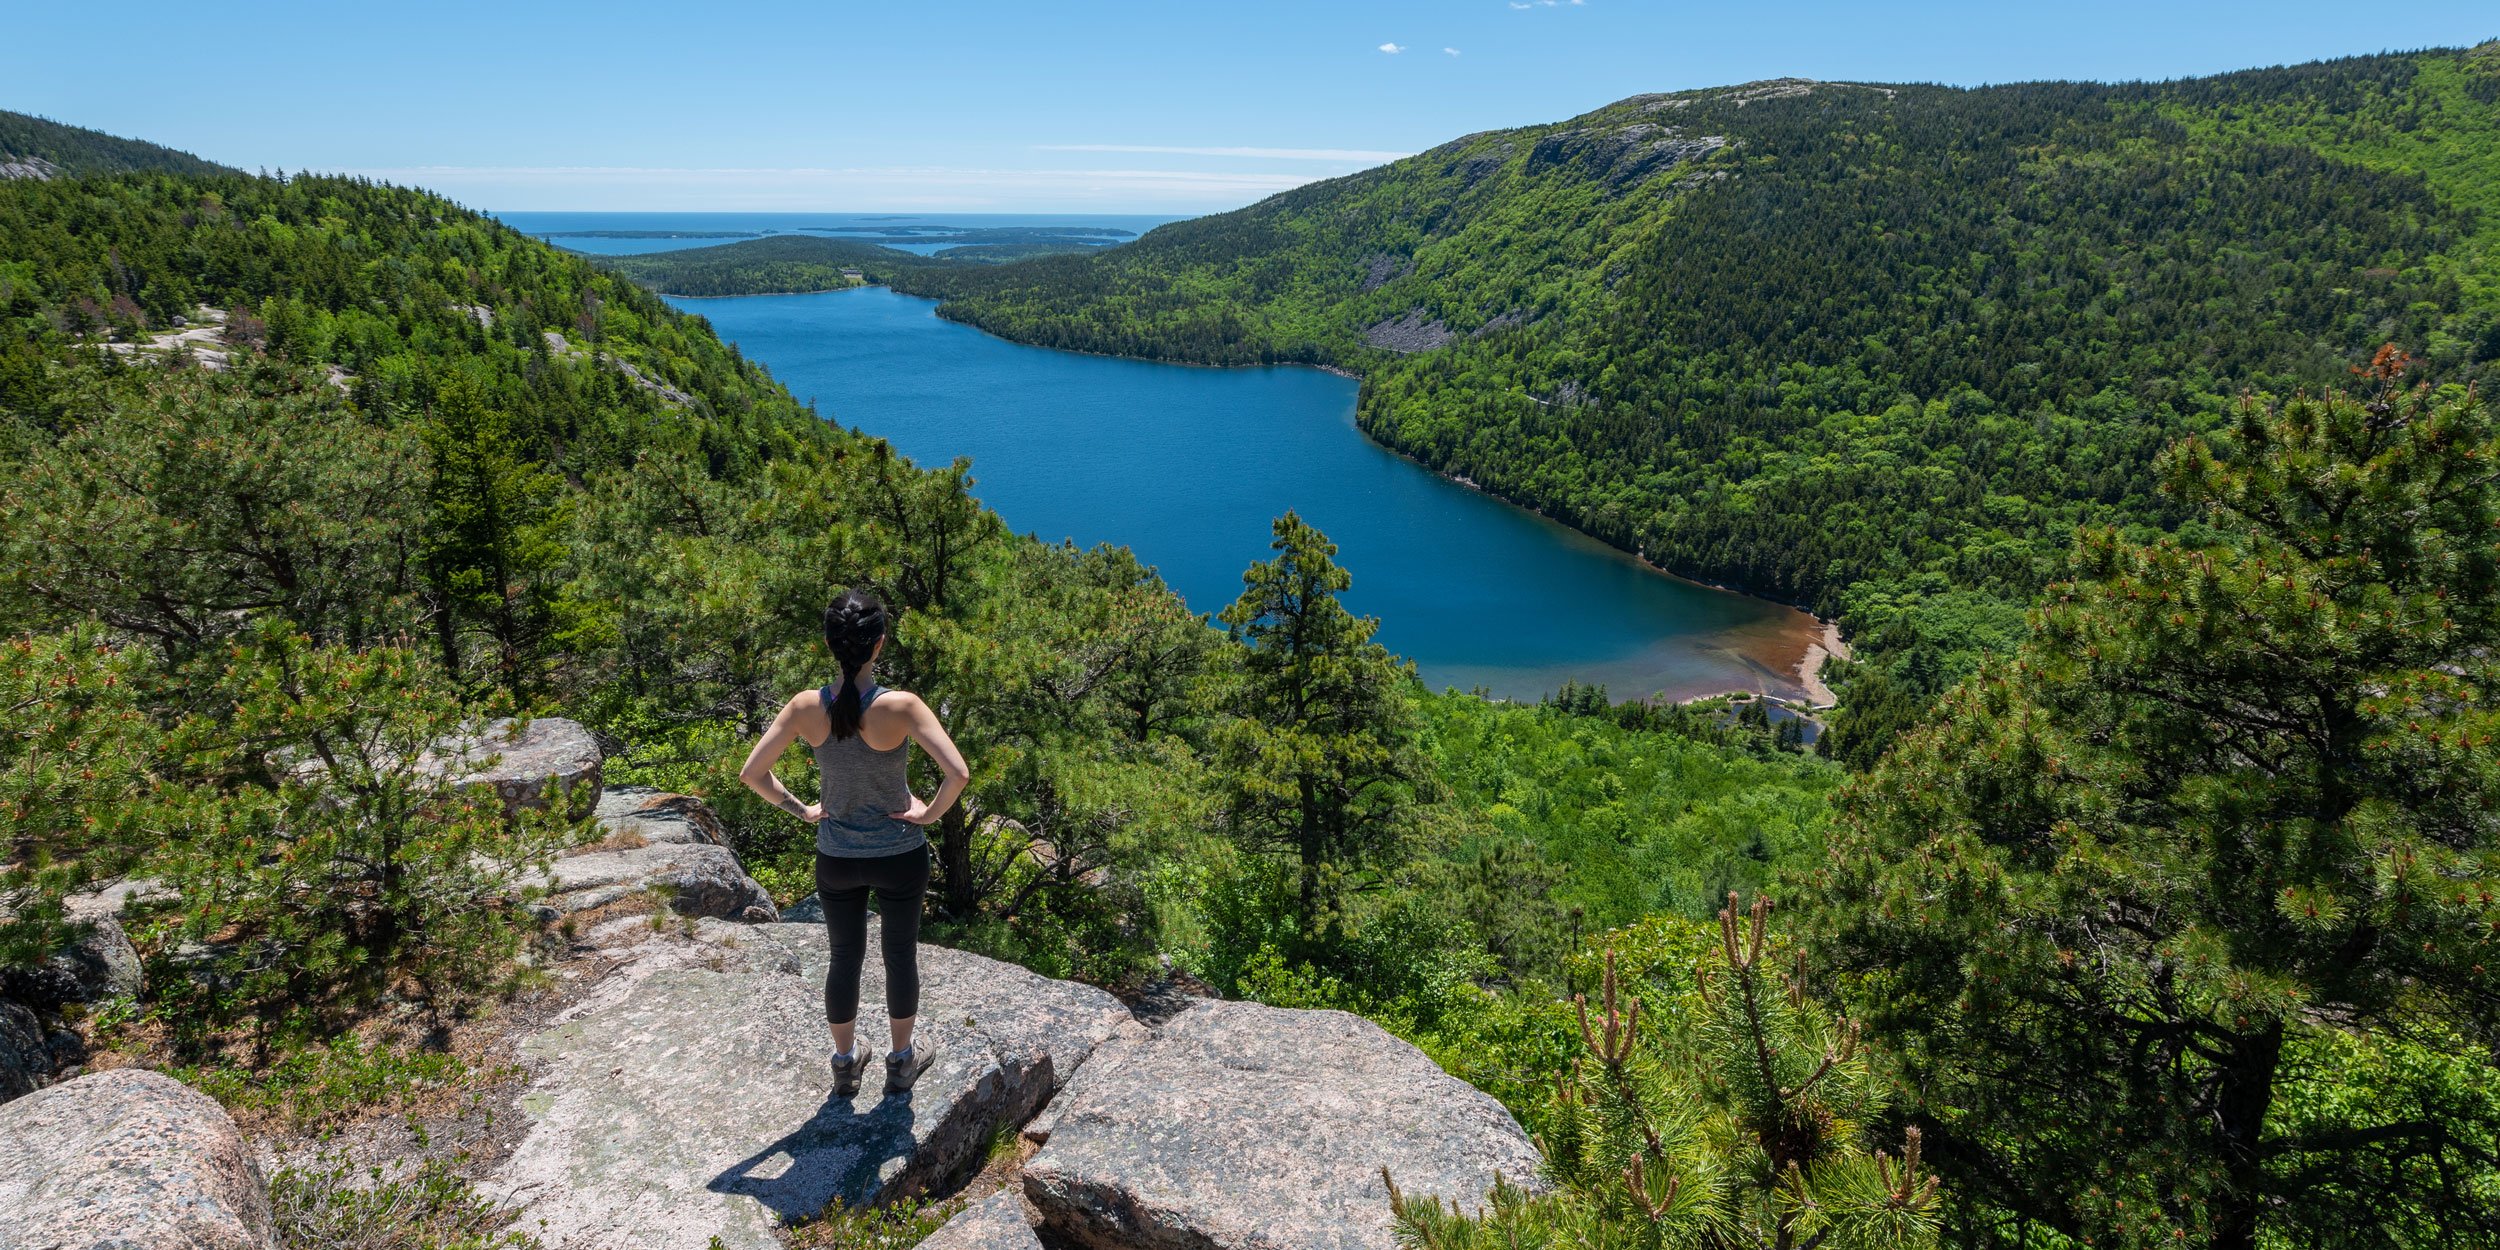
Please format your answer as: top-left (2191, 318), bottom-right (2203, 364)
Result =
top-left (0, 1068), bottom-right (275, 1250)
top-left (486, 918), bottom-right (1133, 1250)
top-left (1022, 999), bottom-right (1548, 1250)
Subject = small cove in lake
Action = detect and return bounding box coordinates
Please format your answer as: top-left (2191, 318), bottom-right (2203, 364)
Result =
top-left (666, 286), bottom-right (1827, 704)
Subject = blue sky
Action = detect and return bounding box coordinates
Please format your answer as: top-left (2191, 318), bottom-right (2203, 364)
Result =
top-left (12, 2), bottom-right (2495, 213)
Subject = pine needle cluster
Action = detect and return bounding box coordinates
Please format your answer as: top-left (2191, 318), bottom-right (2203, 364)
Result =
top-left (1388, 894), bottom-right (1940, 1250)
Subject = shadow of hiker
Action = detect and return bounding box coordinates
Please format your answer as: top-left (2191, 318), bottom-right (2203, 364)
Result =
top-left (709, 1087), bottom-right (921, 1223)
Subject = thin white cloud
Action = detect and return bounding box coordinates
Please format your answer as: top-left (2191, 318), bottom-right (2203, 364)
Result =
top-left (1443, 47), bottom-right (1461, 56)
top-left (1378, 42), bottom-right (1404, 54)
top-left (1038, 144), bottom-right (1409, 162)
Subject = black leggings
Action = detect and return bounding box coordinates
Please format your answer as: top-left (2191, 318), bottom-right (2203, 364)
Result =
top-left (814, 845), bottom-right (930, 1026)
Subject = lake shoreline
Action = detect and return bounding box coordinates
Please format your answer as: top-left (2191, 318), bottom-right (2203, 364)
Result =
top-left (1358, 408), bottom-right (1850, 710)
top-left (907, 283), bottom-right (1856, 707)
top-left (684, 283), bottom-right (1851, 707)
top-left (662, 284), bottom-right (866, 299)
top-left (907, 283), bottom-right (1856, 708)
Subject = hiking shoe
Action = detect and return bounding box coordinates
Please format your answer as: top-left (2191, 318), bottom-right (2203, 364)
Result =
top-left (831, 1050), bottom-right (864, 1097)
top-left (884, 1044), bottom-right (935, 1093)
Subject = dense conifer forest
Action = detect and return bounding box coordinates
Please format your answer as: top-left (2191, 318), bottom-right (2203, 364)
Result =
top-left (0, 112), bottom-right (232, 178)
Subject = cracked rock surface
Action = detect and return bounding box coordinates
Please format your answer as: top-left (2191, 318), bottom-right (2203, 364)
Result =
top-left (487, 919), bottom-right (1128, 1250)
top-left (1022, 999), bottom-right (1546, 1250)
top-left (920, 1189), bottom-right (1045, 1250)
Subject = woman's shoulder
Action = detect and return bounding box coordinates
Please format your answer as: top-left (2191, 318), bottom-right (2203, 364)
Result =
top-left (870, 687), bottom-right (928, 715)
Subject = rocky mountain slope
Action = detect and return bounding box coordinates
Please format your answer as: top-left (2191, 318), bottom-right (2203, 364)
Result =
top-left (0, 110), bottom-right (233, 179)
top-left (2, 722), bottom-right (1543, 1250)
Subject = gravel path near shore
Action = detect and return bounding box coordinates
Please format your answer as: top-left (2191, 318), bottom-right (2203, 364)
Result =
top-left (1796, 621), bottom-right (1850, 708)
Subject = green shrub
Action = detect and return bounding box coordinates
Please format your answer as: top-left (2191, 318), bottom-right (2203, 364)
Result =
top-left (171, 1035), bottom-right (475, 1133)
top-left (1390, 896), bottom-right (1940, 1250)
top-left (271, 1150), bottom-right (539, 1250)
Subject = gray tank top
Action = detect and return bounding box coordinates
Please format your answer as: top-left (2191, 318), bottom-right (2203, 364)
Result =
top-left (812, 681), bottom-right (925, 858)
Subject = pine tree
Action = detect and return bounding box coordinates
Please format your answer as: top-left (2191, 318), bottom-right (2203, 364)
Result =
top-left (156, 621), bottom-right (576, 1034)
top-left (1216, 512), bottom-right (1430, 919)
top-left (1389, 894), bottom-right (1941, 1250)
top-left (1809, 355), bottom-right (2500, 1247)
top-left (419, 370), bottom-right (575, 697)
top-left (0, 628), bottom-right (153, 979)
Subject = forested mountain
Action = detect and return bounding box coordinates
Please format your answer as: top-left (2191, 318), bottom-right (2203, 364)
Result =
top-left (0, 109), bottom-right (232, 179)
top-left (7, 70), bottom-right (2500, 1248)
top-left (884, 45), bottom-right (2500, 751)
top-left (0, 104), bottom-right (1832, 1184)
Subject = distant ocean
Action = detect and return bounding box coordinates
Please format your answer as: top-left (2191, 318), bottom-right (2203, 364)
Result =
top-left (493, 211), bottom-right (1188, 257)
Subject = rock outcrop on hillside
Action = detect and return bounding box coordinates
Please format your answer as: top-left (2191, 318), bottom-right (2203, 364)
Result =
top-left (533, 782), bottom-right (776, 922)
top-left (1524, 122), bottom-right (1727, 191)
top-left (594, 785), bottom-right (732, 846)
top-left (426, 715), bottom-right (604, 814)
top-left (486, 918), bottom-right (1134, 1250)
top-left (1364, 309), bottom-right (1456, 353)
top-left (539, 840), bottom-right (778, 922)
top-left (0, 1068), bottom-right (275, 1250)
top-left (484, 912), bottom-right (1541, 1250)
top-left (1, 731), bottom-right (1546, 1250)
top-left (1023, 999), bottom-right (1546, 1249)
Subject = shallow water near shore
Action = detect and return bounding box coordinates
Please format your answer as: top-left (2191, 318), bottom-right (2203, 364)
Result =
top-left (668, 286), bottom-right (1824, 703)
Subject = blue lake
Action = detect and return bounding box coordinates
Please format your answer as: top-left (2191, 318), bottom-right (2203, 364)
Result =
top-left (667, 287), bottom-right (1826, 703)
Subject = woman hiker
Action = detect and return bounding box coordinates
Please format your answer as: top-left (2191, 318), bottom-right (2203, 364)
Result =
top-left (741, 589), bottom-right (969, 1097)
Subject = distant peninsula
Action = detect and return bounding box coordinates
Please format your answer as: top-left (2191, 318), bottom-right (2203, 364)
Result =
top-left (590, 228), bottom-right (1138, 297)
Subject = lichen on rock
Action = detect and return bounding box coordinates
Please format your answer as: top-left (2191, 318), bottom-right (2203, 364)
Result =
top-left (0, 1068), bottom-right (276, 1249)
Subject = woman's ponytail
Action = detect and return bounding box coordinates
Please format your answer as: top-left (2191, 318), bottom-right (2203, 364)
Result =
top-left (821, 589), bottom-right (890, 741)
top-left (828, 655), bottom-right (867, 740)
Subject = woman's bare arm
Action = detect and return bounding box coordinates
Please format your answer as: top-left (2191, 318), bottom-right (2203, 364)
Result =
top-left (739, 692), bottom-right (824, 823)
top-left (889, 693), bottom-right (970, 826)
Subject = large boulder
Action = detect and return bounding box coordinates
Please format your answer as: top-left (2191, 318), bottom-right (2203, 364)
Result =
top-left (0, 1068), bottom-right (275, 1249)
top-left (0, 882), bottom-right (155, 1013)
top-left (593, 786), bottom-right (729, 846)
top-left (53, 884), bottom-right (156, 1004)
top-left (540, 841), bottom-right (777, 923)
top-left (0, 998), bottom-right (83, 1103)
top-left (922, 1189), bottom-right (1044, 1250)
top-left (489, 919), bottom-right (1132, 1250)
top-left (49, 915), bottom-right (144, 1004)
top-left (426, 716), bottom-right (603, 815)
top-left (1022, 1000), bottom-right (1545, 1250)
